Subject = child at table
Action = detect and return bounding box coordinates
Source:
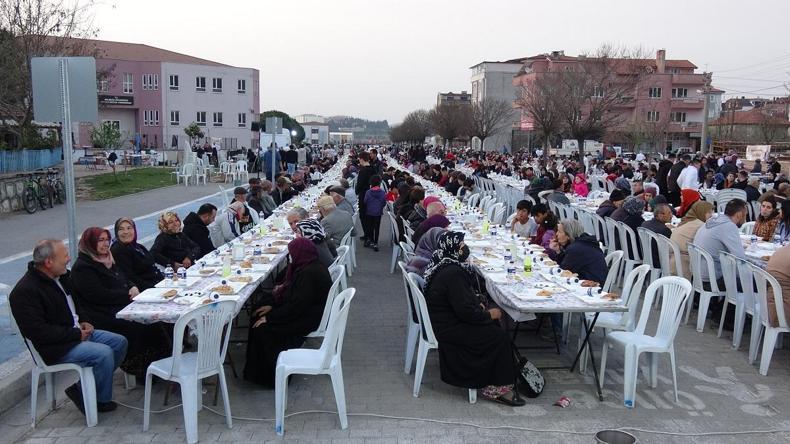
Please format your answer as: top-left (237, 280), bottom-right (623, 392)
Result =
top-left (364, 175), bottom-right (387, 251)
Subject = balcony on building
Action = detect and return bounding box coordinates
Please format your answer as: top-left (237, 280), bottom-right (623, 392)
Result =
top-left (671, 73), bottom-right (706, 85)
top-left (670, 98), bottom-right (704, 109)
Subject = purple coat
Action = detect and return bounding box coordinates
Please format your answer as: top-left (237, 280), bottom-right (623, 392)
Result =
top-left (364, 187), bottom-right (387, 216)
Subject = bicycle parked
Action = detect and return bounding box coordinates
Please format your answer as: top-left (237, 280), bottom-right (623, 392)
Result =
top-left (19, 168), bottom-right (65, 214)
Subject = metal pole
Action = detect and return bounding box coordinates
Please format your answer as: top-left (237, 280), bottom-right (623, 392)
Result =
top-left (700, 72), bottom-right (711, 154)
top-left (59, 59), bottom-right (78, 261)
top-left (270, 141), bottom-right (276, 182)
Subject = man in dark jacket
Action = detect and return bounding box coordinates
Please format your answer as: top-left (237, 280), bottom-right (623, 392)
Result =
top-left (656, 155), bottom-right (674, 197)
top-left (596, 189), bottom-right (626, 218)
top-left (272, 176), bottom-right (296, 206)
top-left (667, 155), bottom-right (689, 206)
top-left (551, 222), bottom-right (608, 285)
top-left (640, 203), bottom-right (673, 267)
top-left (182, 203), bottom-right (217, 259)
top-left (355, 152), bottom-right (375, 240)
top-left (9, 240), bottom-right (127, 415)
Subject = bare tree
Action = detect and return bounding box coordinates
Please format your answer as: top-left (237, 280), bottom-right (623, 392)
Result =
top-left (398, 109), bottom-right (433, 144)
top-left (554, 44), bottom-right (651, 156)
top-left (755, 108), bottom-right (788, 144)
top-left (515, 76), bottom-right (563, 153)
top-left (468, 97), bottom-right (514, 151)
top-left (0, 0), bottom-right (99, 147)
top-left (429, 103), bottom-right (470, 147)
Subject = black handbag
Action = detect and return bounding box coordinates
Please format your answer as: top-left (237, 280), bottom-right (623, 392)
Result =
top-left (513, 345), bottom-right (545, 398)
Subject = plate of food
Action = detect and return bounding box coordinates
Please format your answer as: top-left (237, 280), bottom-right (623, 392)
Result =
top-left (513, 287), bottom-right (557, 301)
top-left (271, 240), bottom-right (289, 246)
top-left (574, 292), bottom-right (621, 305)
top-left (133, 288), bottom-right (181, 303)
top-left (208, 280), bottom-right (246, 295)
top-left (263, 247), bottom-right (283, 254)
top-left (580, 280), bottom-right (600, 288)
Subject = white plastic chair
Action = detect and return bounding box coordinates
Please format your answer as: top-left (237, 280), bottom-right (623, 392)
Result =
top-left (604, 217), bottom-right (618, 257)
top-left (618, 222), bottom-right (643, 282)
top-left (599, 276), bottom-right (693, 408)
top-left (339, 228), bottom-right (356, 274)
top-left (332, 245), bottom-right (351, 289)
top-left (306, 265), bottom-right (346, 338)
top-left (386, 211), bottom-right (402, 274)
top-left (686, 243), bottom-right (726, 332)
top-left (176, 163), bottom-right (194, 186)
top-left (715, 189), bottom-right (747, 214)
top-left (602, 250), bottom-right (625, 294)
top-left (235, 161), bottom-right (249, 182)
top-left (194, 158), bottom-right (207, 185)
top-left (466, 193), bottom-right (481, 209)
top-left (406, 272), bottom-right (476, 403)
top-left (219, 162), bottom-right (235, 183)
top-left (15, 317), bottom-right (99, 427)
top-left (398, 262), bottom-right (420, 375)
top-left (399, 241), bottom-right (415, 263)
top-left (740, 221), bottom-right (755, 236)
top-left (751, 265), bottom-right (790, 376)
top-left (143, 300), bottom-right (236, 444)
top-left (493, 205), bottom-right (507, 225)
top-left (275, 288), bottom-right (356, 436)
top-left (718, 253), bottom-right (762, 356)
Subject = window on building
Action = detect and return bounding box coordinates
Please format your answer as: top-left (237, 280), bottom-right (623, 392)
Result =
top-left (196, 111), bottom-right (206, 126)
top-left (592, 86), bottom-right (604, 98)
top-left (237, 113), bottom-right (246, 127)
top-left (237, 79), bottom-right (246, 93)
top-left (143, 110), bottom-right (151, 126)
top-left (170, 111), bottom-right (180, 126)
top-left (152, 74), bottom-right (159, 90)
top-left (212, 77), bottom-right (223, 93)
top-left (648, 87), bottom-right (662, 98)
top-left (169, 75), bottom-right (179, 91)
top-left (97, 79), bottom-right (109, 92)
top-left (672, 88), bottom-right (688, 98)
top-left (196, 76), bottom-right (206, 92)
top-left (671, 68), bottom-right (680, 74)
top-left (670, 111), bottom-right (687, 122)
top-left (153, 110), bottom-right (159, 126)
top-left (646, 110), bottom-right (660, 122)
top-left (103, 120), bottom-right (120, 130)
top-left (213, 112), bottom-right (223, 126)
top-left (311, 128), bottom-right (319, 134)
top-left (142, 74), bottom-right (150, 90)
top-left (123, 73), bottom-right (133, 94)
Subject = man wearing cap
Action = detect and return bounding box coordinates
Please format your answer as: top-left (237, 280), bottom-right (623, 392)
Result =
top-left (329, 186), bottom-right (355, 215)
top-left (232, 186), bottom-right (261, 224)
top-left (273, 176), bottom-right (296, 206)
top-left (596, 189), bottom-right (626, 218)
top-left (317, 195), bottom-right (354, 246)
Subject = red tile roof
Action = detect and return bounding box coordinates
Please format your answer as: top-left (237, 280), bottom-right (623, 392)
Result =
top-left (709, 109), bottom-right (790, 126)
top-left (55, 37), bottom-right (230, 67)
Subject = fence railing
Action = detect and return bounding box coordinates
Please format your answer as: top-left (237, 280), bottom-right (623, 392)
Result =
top-left (0, 148), bottom-right (63, 174)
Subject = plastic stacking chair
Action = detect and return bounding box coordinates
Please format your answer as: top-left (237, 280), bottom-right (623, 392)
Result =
top-left (340, 228), bottom-right (356, 274)
top-left (601, 251), bottom-right (624, 294)
top-left (306, 265), bottom-right (346, 338)
top-left (686, 243), bottom-right (726, 332)
top-left (143, 301), bottom-right (236, 444)
top-left (387, 211), bottom-right (401, 274)
top-left (235, 161), bottom-right (249, 182)
top-left (275, 288), bottom-right (356, 436)
top-left (406, 272), bottom-right (477, 404)
top-left (332, 246), bottom-right (351, 289)
top-left (176, 163), bottom-right (194, 186)
top-left (398, 262), bottom-right (420, 375)
top-left (13, 313), bottom-right (99, 427)
top-left (599, 276), bottom-right (693, 408)
top-left (751, 264), bottom-right (790, 376)
top-left (399, 241), bottom-right (415, 263)
top-left (739, 221), bottom-right (755, 236)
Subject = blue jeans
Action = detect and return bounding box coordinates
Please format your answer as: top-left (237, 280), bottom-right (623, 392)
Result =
top-left (59, 330), bottom-right (128, 402)
top-left (287, 163), bottom-right (296, 174)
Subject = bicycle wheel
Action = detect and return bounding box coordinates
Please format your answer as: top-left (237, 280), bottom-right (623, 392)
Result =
top-left (43, 185), bottom-right (53, 209)
top-left (23, 187), bottom-right (38, 214)
top-left (54, 181), bottom-right (65, 204)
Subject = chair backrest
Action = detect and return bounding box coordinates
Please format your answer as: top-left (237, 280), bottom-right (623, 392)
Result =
top-left (716, 189), bottom-right (747, 213)
top-left (619, 264), bottom-right (652, 331)
top-left (397, 262), bottom-right (420, 325)
top-left (493, 205), bottom-right (507, 225)
top-left (467, 193), bottom-right (481, 209)
top-left (12, 311), bottom-right (49, 369)
top-left (386, 211), bottom-right (400, 246)
top-left (333, 245), bottom-right (350, 268)
top-left (317, 288), bottom-right (356, 369)
top-left (687, 242), bottom-right (721, 293)
top-left (339, 228), bottom-right (353, 250)
top-left (183, 163), bottom-right (195, 175)
top-left (313, 265), bottom-right (346, 335)
top-left (749, 200), bottom-right (761, 222)
top-left (170, 300), bottom-right (236, 376)
top-left (399, 241), bottom-right (415, 262)
top-left (487, 202), bottom-right (503, 223)
top-left (236, 161), bottom-right (248, 172)
top-left (618, 222), bottom-right (642, 262)
top-left (740, 221), bottom-right (755, 235)
top-left (751, 264), bottom-right (788, 329)
top-left (604, 217), bottom-right (618, 253)
top-left (602, 250), bottom-right (624, 293)
top-left (591, 213), bottom-right (608, 246)
top-left (406, 272), bottom-right (438, 347)
top-left (634, 276), bottom-right (693, 343)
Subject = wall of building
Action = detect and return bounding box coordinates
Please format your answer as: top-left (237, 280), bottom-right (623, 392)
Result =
top-left (302, 124), bottom-right (330, 145)
top-left (161, 62), bottom-right (259, 151)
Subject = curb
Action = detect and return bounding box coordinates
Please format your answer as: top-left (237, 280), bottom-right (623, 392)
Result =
top-left (0, 349), bottom-right (32, 416)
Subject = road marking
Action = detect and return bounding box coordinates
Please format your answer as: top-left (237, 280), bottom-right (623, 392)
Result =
top-left (0, 185), bottom-right (234, 266)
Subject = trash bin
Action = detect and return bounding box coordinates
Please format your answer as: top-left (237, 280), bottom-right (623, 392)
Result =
top-left (594, 430), bottom-right (636, 444)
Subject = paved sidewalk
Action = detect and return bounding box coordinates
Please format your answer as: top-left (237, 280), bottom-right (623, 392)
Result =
top-left (3, 217), bottom-right (790, 443)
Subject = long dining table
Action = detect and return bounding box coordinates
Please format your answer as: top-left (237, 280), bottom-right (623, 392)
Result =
top-left (388, 156), bottom-right (626, 400)
top-left (116, 155), bottom-right (349, 325)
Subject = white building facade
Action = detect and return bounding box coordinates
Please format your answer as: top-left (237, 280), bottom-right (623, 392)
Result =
top-left (469, 61), bottom-right (522, 151)
top-left (301, 122), bottom-right (330, 145)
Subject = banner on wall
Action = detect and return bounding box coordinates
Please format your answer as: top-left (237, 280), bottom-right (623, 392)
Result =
top-left (745, 145), bottom-right (771, 161)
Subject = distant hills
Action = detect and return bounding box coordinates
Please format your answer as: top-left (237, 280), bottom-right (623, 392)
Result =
top-left (326, 116), bottom-right (391, 142)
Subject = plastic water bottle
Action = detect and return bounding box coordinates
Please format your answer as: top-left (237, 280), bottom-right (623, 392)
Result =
top-left (481, 217), bottom-right (490, 235)
top-left (259, 210), bottom-right (266, 222)
top-left (164, 265), bottom-right (174, 282)
top-left (507, 261), bottom-right (516, 275)
top-left (222, 255), bottom-right (232, 278)
top-left (176, 266), bottom-right (187, 286)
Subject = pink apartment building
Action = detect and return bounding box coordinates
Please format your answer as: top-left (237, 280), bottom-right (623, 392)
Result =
top-left (512, 50), bottom-right (723, 152)
top-left (74, 39), bottom-right (259, 154)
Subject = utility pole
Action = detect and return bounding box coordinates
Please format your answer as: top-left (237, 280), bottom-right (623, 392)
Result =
top-left (700, 71), bottom-right (711, 154)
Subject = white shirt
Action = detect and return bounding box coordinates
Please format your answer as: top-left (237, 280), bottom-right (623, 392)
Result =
top-left (677, 165), bottom-right (700, 190)
top-left (636, 153), bottom-right (646, 162)
top-left (55, 278), bottom-right (79, 328)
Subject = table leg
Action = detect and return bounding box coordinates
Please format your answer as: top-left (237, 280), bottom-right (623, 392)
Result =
top-left (569, 313), bottom-right (605, 401)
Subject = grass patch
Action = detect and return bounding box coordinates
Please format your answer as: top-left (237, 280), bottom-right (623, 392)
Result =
top-left (80, 167), bottom-right (177, 200)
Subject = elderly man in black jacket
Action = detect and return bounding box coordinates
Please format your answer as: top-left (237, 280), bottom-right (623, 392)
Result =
top-left (9, 240), bottom-right (127, 416)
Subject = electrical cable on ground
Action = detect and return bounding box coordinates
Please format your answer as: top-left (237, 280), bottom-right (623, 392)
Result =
top-left (112, 400), bottom-right (790, 438)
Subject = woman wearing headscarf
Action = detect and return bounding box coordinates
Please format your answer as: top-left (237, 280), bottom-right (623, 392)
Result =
top-left (412, 214), bottom-right (450, 246)
top-left (406, 226), bottom-right (445, 276)
top-left (611, 195), bottom-right (646, 234)
top-left (548, 219), bottom-right (607, 284)
top-left (572, 173), bottom-right (589, 197)
top-left (295, 218), bottom-right (337, 268)
top-left (243, 238), bottom-right (332, 386)
top-left (150, 211), bottom-right (201, 268)
top-left (71, 227), bottom-right (170, 377)
top-left (753, 198), bottom-right (781, 241)
top-left (677, 189), bottom-right (701, 218)
top-left (111, 218), bottom-right (163, 291)
top-left (670, 200), bottom-right (714, 279)
top-left (423, 231), bottom-right (523, 406)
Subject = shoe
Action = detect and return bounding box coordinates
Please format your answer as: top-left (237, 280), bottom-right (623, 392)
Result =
top-left (97, 401), bottom-right (117, 412)
top-left (64, 383), bottom-right (85, 416)
top-left (373, 245), bottom-right (379, 252)
top-left (489, 392), bottom-right (526, 407)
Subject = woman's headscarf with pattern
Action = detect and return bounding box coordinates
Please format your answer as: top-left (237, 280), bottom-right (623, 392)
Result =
top-left (423, 231), bottom-right (473, 289)
top-left (296, 218), bottom-right (326, 243)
